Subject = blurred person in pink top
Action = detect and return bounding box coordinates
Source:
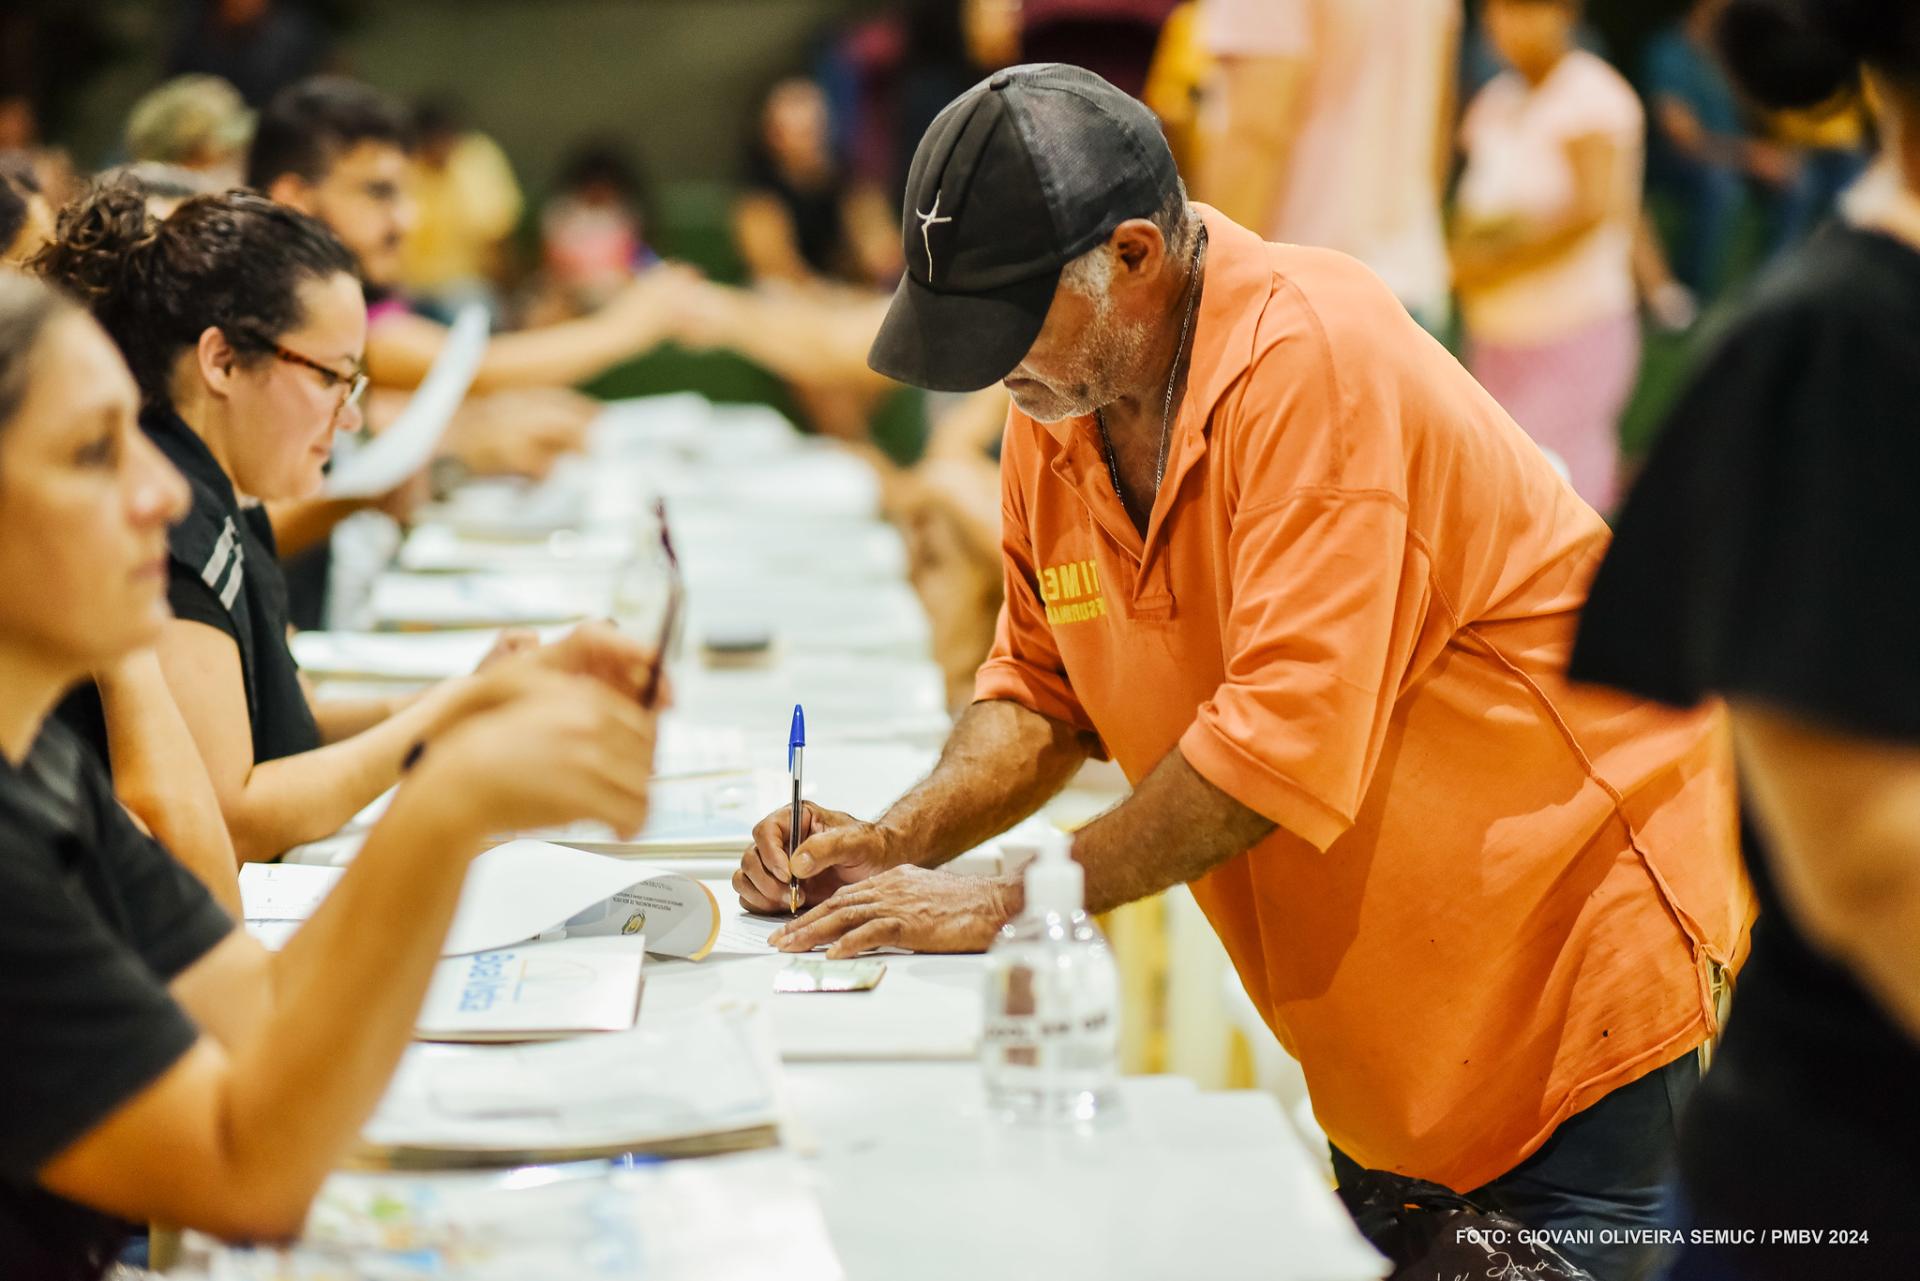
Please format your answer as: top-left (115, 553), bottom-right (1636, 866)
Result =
top-left (1453, 0), bottom-right (1644, 514)
top-left (1200, 0), bottom-right (1461, 330)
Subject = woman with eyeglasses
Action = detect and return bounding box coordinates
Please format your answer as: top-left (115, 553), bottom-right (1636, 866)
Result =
top-left (33, 181), bottom-right (544, 862)
top-left (0, 270), bottom-right (659, 1279)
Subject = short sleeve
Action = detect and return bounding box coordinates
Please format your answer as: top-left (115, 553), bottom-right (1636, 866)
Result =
top-left (83, 765), bottom-right (234, 981)
top-left (1540, 58), bottom-right (1643, 144)
top-left (1573, 287), bottom-right (1920, 741)
top-left (973, 424), bottom-right (1103, 747)
top-left (1177, 337), bottom-right (1438, 852)
top-left (1203, 0), bottom-right (1312, 59)
top-left (0, 853), bottom-right (205, 1176)
top-left (167, 561), bottom-right (237, 638)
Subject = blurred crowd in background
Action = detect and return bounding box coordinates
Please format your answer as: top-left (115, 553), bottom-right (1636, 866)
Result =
top-left (0, 0), bottom-right (1875, 702)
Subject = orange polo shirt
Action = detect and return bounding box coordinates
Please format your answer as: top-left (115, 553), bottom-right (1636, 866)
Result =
top-left (976, 206), bottom-right (1753, 1191)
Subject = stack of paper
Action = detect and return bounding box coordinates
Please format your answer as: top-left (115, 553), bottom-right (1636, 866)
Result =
top-left (688, 580), bottom-right (930, 659)
top-left (291, 628), bottom-right (514, 681)
top-left (196, 1151), bottom-right (844, 1281)
top-left (238, 863), bottom-right (343, 950)
top-left (398, 524), bottom-right (634, 573)
top-left (415, 937), bottom-right (645, 1043)
top-left (368, 572), bottom-right (613, 630)
top-left (426, 468), bottom-right (594, 540)
top-left (672, 513), bottom-right (909, 583)
top-left (242, 842), bottom-right (730, 961)
top-left (355, 1005), bottom-right (781, 1166)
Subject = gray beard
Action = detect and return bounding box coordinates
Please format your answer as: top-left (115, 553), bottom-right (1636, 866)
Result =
top-left (1007, 299), bottom-right (1154, 424)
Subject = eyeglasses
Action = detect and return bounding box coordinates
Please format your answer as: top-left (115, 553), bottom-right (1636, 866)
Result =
top-left (274, 344), bottom-right (370, 414)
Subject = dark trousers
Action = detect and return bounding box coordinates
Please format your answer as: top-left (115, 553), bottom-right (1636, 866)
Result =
top-left (1334, 1053), bottom-right (1701, 1281)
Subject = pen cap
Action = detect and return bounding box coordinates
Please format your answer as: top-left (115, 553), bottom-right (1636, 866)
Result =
top-left (1022, 827), bottom-right (1083, 916)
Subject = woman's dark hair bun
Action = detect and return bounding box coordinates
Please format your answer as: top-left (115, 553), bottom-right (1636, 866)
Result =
top-left (30, 179), bottom-right (355, 408)
top-left (31, 178), bottom-right (164, 308)
top-left (1718, 0), bottom-right (1920, 111)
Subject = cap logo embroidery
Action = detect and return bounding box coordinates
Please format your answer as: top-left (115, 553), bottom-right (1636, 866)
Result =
top-left (915, 191), bottom-right (953, 278)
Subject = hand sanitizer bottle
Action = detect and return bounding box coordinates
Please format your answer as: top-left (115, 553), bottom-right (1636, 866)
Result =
top-left (981, 829), bottom-right (1121, 1124)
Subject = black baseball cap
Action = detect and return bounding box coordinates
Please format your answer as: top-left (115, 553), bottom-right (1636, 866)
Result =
top-left (867, 63), bottom-right (1181, 393)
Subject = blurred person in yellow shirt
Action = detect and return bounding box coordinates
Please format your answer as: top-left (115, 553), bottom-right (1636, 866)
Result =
top-left (399, 99), bottom-right (525, 320)
top-left (1140, 2), bottom-right (1211, 175)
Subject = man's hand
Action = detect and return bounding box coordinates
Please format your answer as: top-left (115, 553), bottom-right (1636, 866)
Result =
top-left (734, 801), bottom-right (900, 914)
top-left (768, 866), bottom-right (1018, 957)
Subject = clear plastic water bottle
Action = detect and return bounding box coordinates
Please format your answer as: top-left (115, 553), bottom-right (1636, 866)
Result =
top-left (981, 828), bottom-right (1121, 1124)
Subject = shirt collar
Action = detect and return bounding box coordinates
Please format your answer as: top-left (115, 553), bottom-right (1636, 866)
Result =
top-left (0, 720), bottom-right (86, 842)
top-left (142, 402), bottom-right (240, 514)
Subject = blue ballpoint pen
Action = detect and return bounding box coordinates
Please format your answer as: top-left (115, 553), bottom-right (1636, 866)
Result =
top-left (787, 704), bottom-right (806, 915)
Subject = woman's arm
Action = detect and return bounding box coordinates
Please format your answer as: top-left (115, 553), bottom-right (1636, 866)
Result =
top-left (671, 283), bottom-right (893, 390)
top-left (93, 650), bottom-right (242, 915)
top-left (154, 616), bottom-right (483, 862)
top-left (364, 269), bottom-right (684, 393)
top-left (1452, 133), bottom-right (1626, 293)
top-left (1731, 700), bottom-right (1920, 1040)
top-left (732, 192), bottom-right (818, 286)
top-left (843, 185), bottom-right (905, 286)
top-left (35, 668), bottom-right (659, 1242)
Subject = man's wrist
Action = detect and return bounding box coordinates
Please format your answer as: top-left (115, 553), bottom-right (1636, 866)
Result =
top-left (988, 871), bottom-right (1025, 925)
top-left (874, 820), bottom-right (914, 871)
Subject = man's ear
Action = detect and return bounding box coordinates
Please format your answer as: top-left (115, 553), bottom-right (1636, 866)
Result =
top-left (196, 326), bottom-right (239, 400)
top-left (1109, 218), bottom-right (1167, 279)
top-left (266, 173), bottom-right (314, 215)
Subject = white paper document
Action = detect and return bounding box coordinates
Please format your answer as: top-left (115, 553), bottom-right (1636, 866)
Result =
top-left (368, 572), bottom-right (613, 629)
top-left (291, 628), bottom-right (509, 680)
top-left (415, 937), bottom-right (646, 1042)
top-left (537, 769), bottom-right (783, 854)
top-left (358, 1005), bottom-right (781, 1165)
top-left (442, 840), bottom-right (723, 959)
top-left (199, 1151), bottom-right (844, 1281)
top-left (240, 863), bottom-right (345, 950)
top-left (324, 304), bottom-right (489, 499)
top-left (398, 523), bottom-right (634, 573)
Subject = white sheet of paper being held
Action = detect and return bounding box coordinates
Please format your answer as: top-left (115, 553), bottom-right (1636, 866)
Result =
top-left (440, 839), bottom-right (722, 960)
top-left (323, 302), bottom-right (489, 499)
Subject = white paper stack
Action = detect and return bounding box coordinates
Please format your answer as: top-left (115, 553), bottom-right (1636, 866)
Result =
top-left (368, 572), bottom-right (614, 630)
top-left (397, 524), bottom-right (635, 573)
top-left (291, 628), bottom-right (517, 681)
top-left (356, 1004), bottom-right (781, 1166)
top-left (239, 863), bottom-right (345, 950)
top-left (415, 937), bottom-right (645, 1042)
top-left (196, 1151), bottom-right (845, 1281)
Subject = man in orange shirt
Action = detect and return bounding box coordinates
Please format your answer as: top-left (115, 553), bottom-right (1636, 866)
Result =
top-left (734, 65), bottom-right (1750, 1279)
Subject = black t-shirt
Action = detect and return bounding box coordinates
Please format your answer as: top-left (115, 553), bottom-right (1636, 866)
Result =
top-left (1571, 224), bottom-right (1920, 1272)
top-left (59, 407), bottom-right (321, 772)
top-left (0, 719), bottom-right (234, 1280)
top-left (744, 150), bottom-right (855, 280)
